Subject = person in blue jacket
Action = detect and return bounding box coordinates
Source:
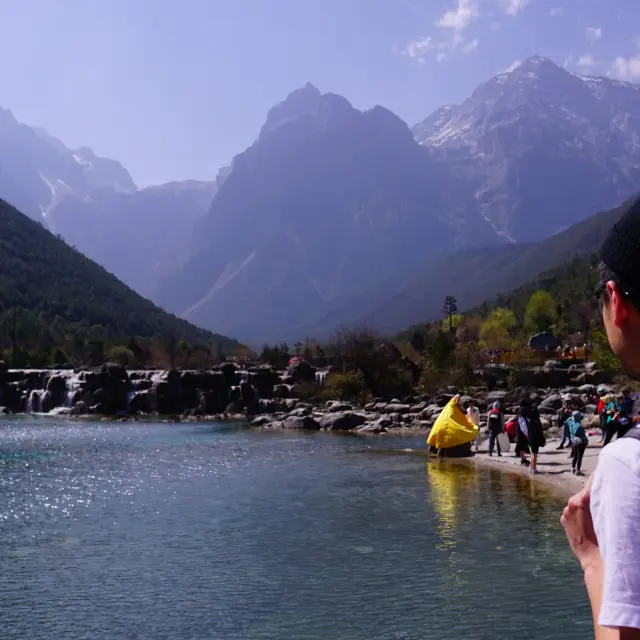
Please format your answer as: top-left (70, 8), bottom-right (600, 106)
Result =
top-left (567, 410), bottom-right (588, 476)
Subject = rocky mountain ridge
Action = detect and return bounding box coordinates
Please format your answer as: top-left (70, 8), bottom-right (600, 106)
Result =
top-left (414, 55), bottom-right (640, 241)
top-left (0, 107), bottom-right (216, 296)
top-left (150, 83), bottom-right (497, 343)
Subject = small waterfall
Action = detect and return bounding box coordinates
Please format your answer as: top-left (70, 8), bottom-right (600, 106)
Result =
top-left (316, 370), bottom-right (328, 387)
top-left (27, 390), bottom-right (44, 414)
top-left (126, 391), bottom-right (134, 412)
top-left (64, 373), bottom-right (82, 408)
top-left (240, 370), bottom-right (250, 383)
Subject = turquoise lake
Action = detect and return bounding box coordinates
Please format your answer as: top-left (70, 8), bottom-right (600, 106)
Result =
top-left (0, 419), bottom-right (591, 639)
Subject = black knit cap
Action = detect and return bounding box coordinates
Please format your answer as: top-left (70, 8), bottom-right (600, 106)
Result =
top-left (600, 196), bottom-right (640, 287)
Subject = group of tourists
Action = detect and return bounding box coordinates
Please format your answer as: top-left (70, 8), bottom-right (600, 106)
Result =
top-left (467, 398), bottom-right (547, 474)
top-left (597, 387), bottom-right (635, 445)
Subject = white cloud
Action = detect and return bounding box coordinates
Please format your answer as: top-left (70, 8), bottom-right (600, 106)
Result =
top-left (462, 38), bottom-right (479, 54)
top-left (633, 36), bottom-right (640, 49)
top-left (436, 52), bottom-right (446, 63)
top-left (402, 36), bottom-right (434, 63)
top-left (585, 27), bottom-right (602, 43)
top-left (436, 0), bottom-right (479, 33)
top-left (577, 54), bottom-right (598, 71)
top-left (610, 55), bottom-right (640, 80)
top-left (549, 7), bottom-right (564, 17)
top-left (490, 22), bottom-right (501, 31)
top-left (501, 59), bottom-right (522, 73)
top-left (503, 0), bottom-right (529, 16)
top-left (563, 54), bottom-right (574, 68)
top-left (432, 0), bottom-right (479, 56)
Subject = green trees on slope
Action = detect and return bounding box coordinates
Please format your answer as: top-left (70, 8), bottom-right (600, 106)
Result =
top-left (0, 198), bottom-right (244, 366)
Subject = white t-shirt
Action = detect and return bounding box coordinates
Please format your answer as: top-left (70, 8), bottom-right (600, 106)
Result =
top-left (591, 438), bottom-right (640, 629)
top-left (467, 406), bottom-right (480, 427)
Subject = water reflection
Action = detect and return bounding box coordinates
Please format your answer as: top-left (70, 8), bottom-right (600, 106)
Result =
top-left (428, 461), bottom-right (478, 550)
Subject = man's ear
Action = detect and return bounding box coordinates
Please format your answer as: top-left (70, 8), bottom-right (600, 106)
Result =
top-left (607, 281), bottom-right (631, 328)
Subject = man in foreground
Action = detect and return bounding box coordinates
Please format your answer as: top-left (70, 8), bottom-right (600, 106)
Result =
top-left (562, 197), bottom-right (640, 638)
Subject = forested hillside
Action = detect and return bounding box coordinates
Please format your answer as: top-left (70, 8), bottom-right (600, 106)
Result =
top-left (0, 199), bottom-right (241, 367)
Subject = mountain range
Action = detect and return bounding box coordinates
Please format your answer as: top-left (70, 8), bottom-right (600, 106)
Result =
top-left (0, 108), bottom-right (217, 296)
top-left (1, 55), bottom-right (639, 344)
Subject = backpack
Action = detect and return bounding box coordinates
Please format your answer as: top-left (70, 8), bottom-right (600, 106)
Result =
top-left (488, 410), bottom-right (502, 432)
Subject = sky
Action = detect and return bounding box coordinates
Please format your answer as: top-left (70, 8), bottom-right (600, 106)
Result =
top-left (1, 0), bottom-right (639, 187)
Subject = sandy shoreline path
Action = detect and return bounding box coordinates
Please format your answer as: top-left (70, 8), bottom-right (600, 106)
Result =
top-left (471, 435), bottom-right (601, 497)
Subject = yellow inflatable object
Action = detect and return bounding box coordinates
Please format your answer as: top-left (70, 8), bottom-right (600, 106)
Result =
top-left (427, 398), bottom-right (479, 449)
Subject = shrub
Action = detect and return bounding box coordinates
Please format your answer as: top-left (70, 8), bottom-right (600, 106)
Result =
top-left (320, 372), bottom-right (369, 404)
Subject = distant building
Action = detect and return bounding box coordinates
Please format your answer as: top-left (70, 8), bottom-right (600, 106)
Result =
top-left (528, 331), bottom-right (562, 352)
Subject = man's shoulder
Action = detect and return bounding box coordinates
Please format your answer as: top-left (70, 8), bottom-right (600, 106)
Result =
top-left (600, 437), bottom-right (640, 476)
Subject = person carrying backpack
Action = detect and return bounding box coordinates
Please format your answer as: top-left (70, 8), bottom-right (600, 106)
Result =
top-left (556, 398), bottom-right (573, 449)
top-left (487, 401), bottom-right (504, 457)
top-left (567, 411), bottom-right (588, 476)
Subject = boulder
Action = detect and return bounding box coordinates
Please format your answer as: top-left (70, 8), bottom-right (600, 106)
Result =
top-left (287, 361), bottom-right (317, 383)
top-left (357, 422), bottom-right (387, 434)
top-left (381, 403), bottom-right (412, 415)
top-left (318, 411), bottom-right (367, 431)
top-left (283, 416), bottom-right (321, 430)
top-left (539, 394), bottom-right (563, 411)
top-left (287, 406), bottom-right (313, 417)
top-left (219, 362), bottom-right (240, 386)
top-left (70, 401), bottom-right (89, 416)
top-left (48, 406), bottom-right (71, 416)
top-left (198, 390), bottom-right (226, 415)
top-left (130, 390), bottom-right (157, 414)
top-left (46, 374), bottom-right (68, 394)
top-left (326, 401), bottom-right (354, 412)
top-left (247, 366), bottom-right (280, 398)
top-left (372, 416), bottom-right (394, 430)
top-left (259, 399), bottom-right (286, 414)
top-left (239, 382), bottom-right (260, 415)
top-left (273, 384), bottom-right (291, 398)
top-left (578, 384), bottom-right (596, 395)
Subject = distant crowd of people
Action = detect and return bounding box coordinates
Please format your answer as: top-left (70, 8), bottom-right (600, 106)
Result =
top-left (462, 386), bottom-right (640, 478)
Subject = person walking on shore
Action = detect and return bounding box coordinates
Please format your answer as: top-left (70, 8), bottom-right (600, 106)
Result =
top-left (487, 401), bottom-right (504, 456)
top-left (556, 398), bottom-right (573, 449)
top-left (515, 400), bottom-right (531, 467)
top-left (567, 411), bottom-right (588, 476)
top-left (526, 403), bottom-right (546, 475)
top-left (466, 399), bottom-right (481, 452)
top-left (561, 196), bottom-right (640, 638)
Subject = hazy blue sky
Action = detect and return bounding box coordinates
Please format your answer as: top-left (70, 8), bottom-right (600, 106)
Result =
top-left (1, 0), bottom-right (638, 186)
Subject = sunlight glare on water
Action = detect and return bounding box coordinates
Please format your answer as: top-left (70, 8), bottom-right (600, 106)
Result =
top-left (0, 420), bottom-right (590, 639)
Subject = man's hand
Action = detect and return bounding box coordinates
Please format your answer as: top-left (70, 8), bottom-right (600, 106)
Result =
top-left (561, 475), bottom-right (602, 572)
